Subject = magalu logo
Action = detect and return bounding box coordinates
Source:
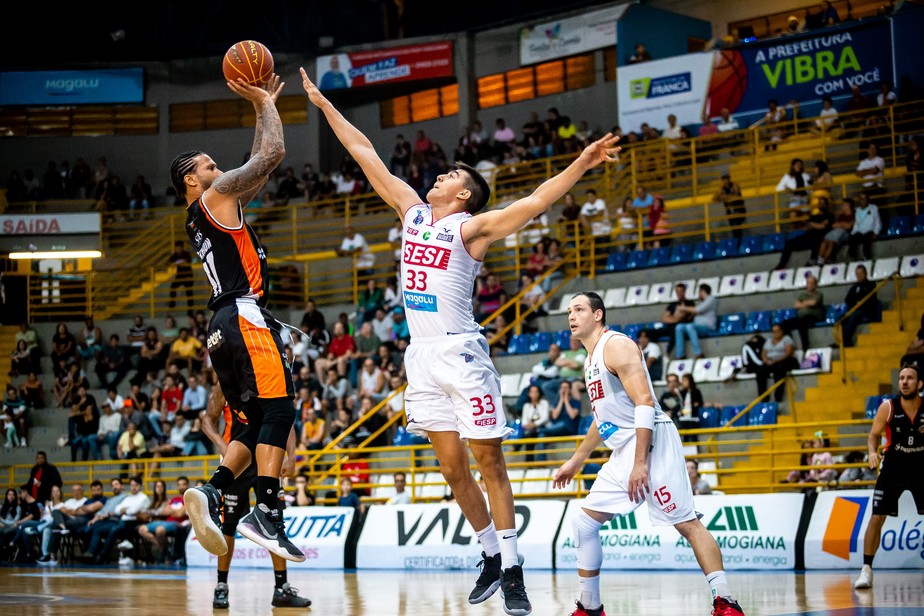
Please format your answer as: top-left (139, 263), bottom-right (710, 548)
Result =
top-left (630, 72), bottom-right (692, 100)
top-left (707, 506), bottom-right (759, 532)
top-left (822, 496), bottom-right (868, 560)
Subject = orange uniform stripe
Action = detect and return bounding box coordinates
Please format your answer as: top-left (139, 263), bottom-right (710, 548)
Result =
top-left (232, 228), bottom-right (263, 298)
top-left (237, 314), bottom-right (287, 397)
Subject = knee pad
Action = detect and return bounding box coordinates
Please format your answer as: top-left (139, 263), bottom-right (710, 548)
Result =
top-left (572, 510), bottom-right (605, 571)
top-left (257, 397), bottom-right (296, 448)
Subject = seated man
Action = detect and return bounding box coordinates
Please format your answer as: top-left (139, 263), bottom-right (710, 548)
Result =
top-left (637, 329), bottom-right (663, 382)
top-left (840, 264), bottom-right (878, 347)
top-left (180, 374), bottom-right (207, 421)
top-left (167, 328), bottom-right (205, 376)
top-left (515, 343), bottom-right (561, 413)
top-left (661, 283), bottom-right (695, 357)
top-left (95, 335), bottom-right (131, 390)
top-left (74, 478), bottom-right (126, 556)
top-left (673, 283), bottom-right (718, 359)
top-left (35, 483), bottom-right (88, 565)
top-left (540, 335), bottom-right (587, 407)
top-left (77, 475), bottom-right (150, 565)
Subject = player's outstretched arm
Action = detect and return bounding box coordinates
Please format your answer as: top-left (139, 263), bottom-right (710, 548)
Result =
top-left (300, 67), bottom-right (420, 217)
top-left (463, 134), bottom-right (619, 256)
top-left (866, 401), bottom-right (890, 469)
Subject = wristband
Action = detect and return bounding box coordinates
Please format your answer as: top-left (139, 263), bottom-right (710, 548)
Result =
top-left (634, 405), bottom-right (656, 431)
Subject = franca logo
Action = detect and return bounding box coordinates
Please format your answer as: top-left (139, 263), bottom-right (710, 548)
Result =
top-left (630, 72), bottom-right (693, 99)
top-left (707, 506), bottom-right (759, 532)
top-left (822, 496), bottom-right (868, 560)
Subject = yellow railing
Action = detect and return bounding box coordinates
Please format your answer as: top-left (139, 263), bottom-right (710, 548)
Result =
top-left (717, 376), bottom-right (797, 428)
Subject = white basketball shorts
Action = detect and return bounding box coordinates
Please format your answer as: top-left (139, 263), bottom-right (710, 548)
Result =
top-left (583, 421), bottom-right (696, 526)
top-left (404, 332), bottom-right (512, 441)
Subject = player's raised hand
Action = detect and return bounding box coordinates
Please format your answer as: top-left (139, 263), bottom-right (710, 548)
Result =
top-left (227, 78), bottom-right (276, 105)
top-left (299, 67), bottom-right (326, 107)
top-left (260, 74), bottom-right (284, 104)
top-left (552, 458), bottom-right (581, 489)
top-left (578, 133), bottom-right (621, 169)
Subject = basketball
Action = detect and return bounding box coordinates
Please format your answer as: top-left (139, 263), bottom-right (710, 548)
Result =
top-left (222, 40), bottom-right (274, 86)
top-left (706, 50), bottom-right (747, 116)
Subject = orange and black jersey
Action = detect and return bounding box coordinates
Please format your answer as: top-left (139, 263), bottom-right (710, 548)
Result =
top-left (186, 197), bottom-right (267, 310)
top-left (881, 395), bottom-right (924, 476)
top-left (222, 402), bottom-right (250, 444)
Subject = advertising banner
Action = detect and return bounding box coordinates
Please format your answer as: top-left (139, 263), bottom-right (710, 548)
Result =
top-left (804, 490), bottom-right (924, 569)
top-left (356, 500), bottom-right (566, 570)
top-left (0, 69), bottom-right (144, 106)
top-left (185, 506), bottom-right (355, 569)
top-left (315, 42), bottom-right (453, 91)
top-left (0, 213), bottom-right (100, 236)
top-left (556, 494), bottom-right (803, 570)
top-left (617, 53), bottom-right (717, 131)
top-left (519, 5), bottom-right (628, 65)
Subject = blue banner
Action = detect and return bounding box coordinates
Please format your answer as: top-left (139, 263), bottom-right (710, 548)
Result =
top-left (0, 68), bottom-right (144, 105)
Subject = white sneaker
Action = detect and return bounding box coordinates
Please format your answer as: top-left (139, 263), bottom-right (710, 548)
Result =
top-left (117, 539), bottom-right (134, 551)
top-left (118, 556), bottom-right (134, 567)
top-left (37, 557), bottom-right (57, 567)
top-left (20, 438), bottom-right (27, 447)
top-left (854, 564), bottom-right (873, 589)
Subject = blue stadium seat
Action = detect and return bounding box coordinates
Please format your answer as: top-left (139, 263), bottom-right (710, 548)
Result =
top-left (773, 308), bottom-right (797, 324)
top-left (745, 310), bottom-right (772, 332)
top-left (646, 321), bottom-right (669, 341)
top-left (622, 323), bottom-right (643, 340)
top-left (529, 331), bottom-right (552, 353)
top-left (913, 214), bottom-right (924, 235)
top-left (605, 251), bottom-right (627, 273)
top-left (647, 246), bottom-right (671, 268)
top-left (555, 329), bottom-right (572, 349)
top-left (865, 395), bottom-right (889, 419)
top-left (699, 407), bottom-right (720, 429)
top-left (886, 215), bottom-right (913, 237)
top-left (625, 249), bottom-right (649, 270)
top-left (507, 334), bottom-right (531, 355)
top-left (824, 303), bottom-right (848, 326)
top-left (670, 243), bottom-right (694, 264)
top-left (578, 414), bottom-right (594, 435)
top-left (715, 237), bottom-right (740, 259)
top-left (718, 312), bottom-right (746, 336)
top-left (693, 241), bottom-right (716, 261)
top-left (749, 402), bottom-right (778, 426)
top-left (738, 235), bottom-right (764, 255)
top-left (721, 405), bottom-right (746, 427)
top-left (762, 233), bottom-right (785, 253)
top-left (786, 229), bottom-right (806, 241)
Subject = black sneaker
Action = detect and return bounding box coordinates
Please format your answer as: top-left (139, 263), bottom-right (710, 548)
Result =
top-left (213, 582), bottom-right (229, 609)
top-left (467, 551), bottom-right (502, 604)
top-left (184, 484), bottom-right (228, 556)
top-left (237, 503), bottom-right (305, 563)
top-left (271, 583), bottom-right (312, 607)
top-left (500, 565), bottom-right (532, 615)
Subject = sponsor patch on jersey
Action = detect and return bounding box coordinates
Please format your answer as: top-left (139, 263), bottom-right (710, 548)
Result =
top-left (587, 380), bottom-right (604, 403)
top-left (405, 291), bottom-right (438, 312)
top-left (597, 420), bottom-right (619, 440)
top-left (662, 503), bottom-right (677, 514)
top-left (475, 417), bottom-right (496, 427)
top-left (412, 209), bottom-right (425, 225)
top-left (403, 241), bottom-right (451, 270)
top-left (422, 231), bottom-right (431, 240)
top-left (406, 227), bottom-right (419, 236)
top-left (436, 233), bottom-right (454, 242)
top-left (206, 329), bottom-right (223, 351)
top-left (460, 352), bottom-right (474, 363)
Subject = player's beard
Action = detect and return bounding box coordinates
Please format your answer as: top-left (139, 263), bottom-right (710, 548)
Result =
top-left (900, 390), bottom-right (921, 401)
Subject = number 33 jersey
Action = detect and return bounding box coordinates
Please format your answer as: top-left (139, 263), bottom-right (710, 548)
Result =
top-left (401, 205), bottom-right (481, 339)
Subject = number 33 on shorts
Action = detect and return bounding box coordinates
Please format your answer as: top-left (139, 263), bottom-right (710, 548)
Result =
top-left (470, 395), bottom-right (496, 426)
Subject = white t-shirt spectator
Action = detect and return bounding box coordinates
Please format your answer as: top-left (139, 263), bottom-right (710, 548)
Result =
top-left (388, 225), bottom-right (402, 261)
top-left (336, 176), bottom-right (357, 195)
top-left (169, 421), bottom-right (191, 449)
top-left (580, 198), bottom-right (612, 237)
top-left (103, 394), bottom-right (124, 413)
top-left (97, 411), bottom-right (123, 436)
top-left (716, 117), bottom-right (740, 132)
top-left (816, 106), bottom-right (838, 129)
top-left (340, 233), bottom-right (375, 269)
top-left (372, 313), bottom-right (394, 342)
top-left (877, 90), bottom-right (897, 106)
top-left (522, 398), bottom-right (551, 428)
top-left (856, 156), bottom-right (885, 188)
top-left (641, 340), bottom-right (662, 366)
top-left (386, 490), bottom-right (411, 505)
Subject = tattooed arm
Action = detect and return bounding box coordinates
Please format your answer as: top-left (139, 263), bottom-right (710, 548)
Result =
top-left (238, 76), bottom-right (283, 207)
top-left (204, 76), bottom-right (286, 228)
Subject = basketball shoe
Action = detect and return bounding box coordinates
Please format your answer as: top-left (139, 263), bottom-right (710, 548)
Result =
top-left (468, 552), bottom-right (502, 604)
top-left (213, 582), bottom-right (229, 609)
top-left (500, 565), bottom-right (532, 615)
top-left (570, 600), bottom-right (605, 616)
top-left (854, 564), bottom-right (873, 589)
top-left (712, 596), bottom-right (745, 616)
top-left (271, 583), bottom-right (312, 607)
top-left (183, 484), bottom-right (227, 556)
top-left (237, 503), bottom-right (306, 562)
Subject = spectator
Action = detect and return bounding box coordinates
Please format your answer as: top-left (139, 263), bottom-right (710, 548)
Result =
top-left (518, 273), bottom-right (547, 330)
top-left (336, 226), bottom-right (376, 279)
top-left (647, 195), bottom-right (671, 247)
top-left (631, 184), bottom-right (654, 210)
top-left (520, 384), bottom-right (550, 462)
top-left (356, 356), bottom-right (387, 403)
top-left (493, 118), bottom-right (516, 155)
top-left (136, 477), bottom-right (187, 564)
top-left (838, 451), bottom-right (877, 484)
top-left (167, 241), bottom-right (194, 312)
top-left (814, 96), bottom-right (839, 132)
top-left (314, 321), bottom-right (355, 382)
top-left (10, 340), bottom-right (33, 379)
top-left (25, 451), bottom-right (62, 505)
top-left (357, 279), bottom-right (385, 325)
top-left (76, 315), bottom-right (104, 371)
top-left (390, 134), bottom-right (412, 178)
top-left (820, 0), bottom-right (840, 25)
top-left (537, 381), bottom-right (581, 440)
top-left (540, 335), bottom-right (587, 406)
top-left (474, 274), bottom-right (507, 323)
top-left (629, 42), bottom-right (652, 63)
top-left (71, 402), bottom-right (99, 462)
top-left (15, 323), bottom-right (42, 376)
top-left (677, 373), bottom-right (704, 432)
top-left (180, 374), bottom-right (207, 420)
top-left (840, 264), bottom-right (879, 347)
top-left (36, 482), bottom-right (101, 566)
top-left (321, 367), bottom-right (351, 417)
top-left (337, 477), bottom-right (365, 516)
top-left (848, 192), bottom-right (882, 261)
top-left (876, 82), bottom-right (897, 107)
top-left (132, 327), bottom-right (165, 387)
top-left (117, 422), bottom-right (149, 476)
top-left (636, 329), bottom-right (664, 382)
top-left (128, 175), bottom-right (153, 219)
top-left (349, 321), bottom-right (382, 385)
top-left (300, 299), bottom-right (327, 334)
top-left (545, 238), bottom-right (566, 291)
top-left (782, 274), bottom-right (826, 350)
top-left (391, 307), bottom-right (410, 342)
top-left (126, 315), bottom-right (147, 357)
top-left (776, 158), bottom-right (812, 213)
top-left (385, 472), bottom-right (411, 505)
top-left (687, 460), bottom-right (713, 495)
top-left (77, 475), bottom-right (150, 565)
top-left (658, 373), bottom-right (683, 422)
top-left (369, 308), bottom-right (394, 344)
top-left (807, 435), bottom-right (838, 483)
top-left (817, 198), bottom-right (855, 264)
top-left (300, 406), bottom-right (326, 450)
top-left (3, 386), bottom-right (28, 447)
top-left (673, 283), bottom-right (718, 360)
top-left (50, 323), bottom-right (78, 376)
top-left (811, 160), bottom-right (834, 205)
top-left (900, 313), bottom-right (924, 367)
top-left (716, 108), bottom-right (740, 133)
top-left (714, 174), bottom-right (747, 240)
top-left (289, 474), bottom-right (316, 507)
top-left (579, 188), bottom-right (612, 242)
top-left (526, 238), bottom-right (551, 283)
top-left (95, 334), bottom-right (130, 390)
top-left (168, 327), bottom-right (205, 375)
top-left (855, 142), bottom-right (886, 197)
top-left (18, 371), bottom-right (45, 410)
top-left (661, 282), bottom-right (695, 357)
top-left (326, 407), bottom-right (354, 445)
top-left (774, 201), bottom-right (833, 269)
top-left (756, 323), bottom-right (798, 402)
top-left (93, 401), bottom-right (123, 460)
top-left (763, 99), bottom-right (788, 150)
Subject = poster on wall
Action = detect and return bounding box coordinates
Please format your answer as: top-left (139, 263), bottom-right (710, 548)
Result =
top-left (315, 42), bottom-right (453, 91)
top-left (556, 494), bottom-right (803, 570)
top-left (519, 5), bottom-right (629, 65)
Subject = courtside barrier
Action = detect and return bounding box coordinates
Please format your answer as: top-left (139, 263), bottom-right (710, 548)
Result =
top-left (804, 490), bottom-right (924, 569)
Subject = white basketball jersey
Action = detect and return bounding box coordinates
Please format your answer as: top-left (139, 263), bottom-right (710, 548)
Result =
top-left (400, 205), bottom-right (481, 339)
top-left (585, 330), bottom-right (672, 452)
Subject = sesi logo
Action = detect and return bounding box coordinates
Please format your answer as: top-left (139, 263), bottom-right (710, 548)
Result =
top-left (587, 380), bottom-right (604, 402)
top-left (403, 241), bottom-right (451, 270)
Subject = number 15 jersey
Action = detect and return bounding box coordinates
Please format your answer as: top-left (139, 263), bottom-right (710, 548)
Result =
top-left (400, 205), bottom-right (481, 339)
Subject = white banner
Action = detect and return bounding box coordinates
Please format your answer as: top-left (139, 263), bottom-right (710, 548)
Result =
top-left (356, 500), bottom-right (566, 570)
top-left (0, 213), bottom-right (100, 235)
top-left (519, 5), bottom-right (628, 65)
top-left (185, 506), bottom-right (355, 569)
top-left (804, 489), bottom-right (924, 569)
top-left (556, 494), bottom-right (802, 570)
top-left (617, 52), bottom-right (716, 132)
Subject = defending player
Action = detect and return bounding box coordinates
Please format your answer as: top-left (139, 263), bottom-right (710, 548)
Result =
top-left (854, 364), bottom-right (924, 589)
top-left (200, 386), bottom-right (311, 609)
top-left (170, 74), bottom-right (303, 562)
top-left (552, 292), bottom-right (744, 616)
top-left (300, 67), bottom-right (618, 616)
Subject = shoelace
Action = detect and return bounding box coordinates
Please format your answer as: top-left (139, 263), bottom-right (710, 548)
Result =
top-left (474, 556), bottom-right (498, 583)
top-left (267, 510), bottom-right (288, 536)
top-left (282, 586), bottom-right (301, 596)
top-left (504, 574), bottom-right (528, 601)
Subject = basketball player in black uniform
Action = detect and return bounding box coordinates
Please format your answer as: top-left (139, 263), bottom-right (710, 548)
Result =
top-left (170, 74), bottom-right (303, 562)
top-left (855, 364), bottom-right (924, 589)
top-left (201, 386), bottom-right (310, 609)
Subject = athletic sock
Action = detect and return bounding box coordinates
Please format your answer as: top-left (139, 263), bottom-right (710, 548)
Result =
top-left (579, 574), bottom-right (602, 610)
top-left (217, 569), bottom-right (228, 584)
top-left (706, 570), bottom-right (733, 602)
top-left (274, 569), bottom-right (287, 589)
top-left (497, 528), bottom-right (519, 569)
top-left (208, 466), bottom-right (235, 492)
top-left (256, 476), bottom-right (280, 511)
top-left (476, 522), bottom-right (500, 557)
top-left (863, 554), bottom-right (874, 566)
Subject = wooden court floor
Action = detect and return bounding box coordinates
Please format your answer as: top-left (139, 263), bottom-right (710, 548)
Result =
top-left (0, 566), bottom-right (921, 615)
